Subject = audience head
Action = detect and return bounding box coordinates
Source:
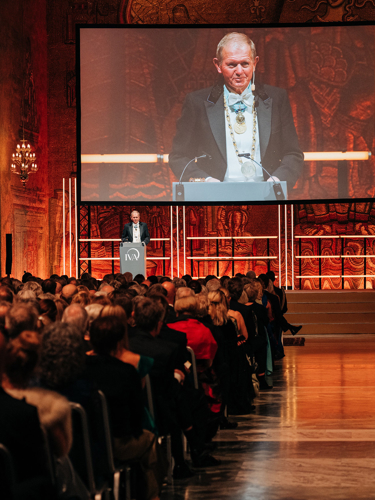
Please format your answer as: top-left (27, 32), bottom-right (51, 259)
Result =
top-left (133, 297), bottom-right (165, 335)
top-left (0, 286), bottom-right (14, 304)
top-left (206, 278), bottom-right (221, 292)
top-left (174, 295), bottom-right (197, 317)
top-left (188, 280), bottom-right (202, 294)
top-left (91, 291), bottom-right (111, 306)
top-left (3, 331), bottom-right (40, 388)
top-left (61, 284), bottom-right (78, 303)
top-left (100, 304), bottom-right (127, 324)
top-left (54, 297), bottom-right (69, 321)
top-left (5, 303), bottom-right (39, 338)
top-left (90, 316), bottom-right (126, 356)
top-left (176, 286), bottom-right (195, 301)
top-left (71, 290), bottom-right (91, 308)
top-left (133, 274), bottom-right (145, 285)
top-left (244, 281), bottom-right (260, 302)
top-left (246, 270), bottom-right (257, 279)
top-left (0, 300), bottom-right (11, 327)
top-left (172, 277), bottom-right (187, 289)
top-left (196, 293), bottom-right (210, 318)
top-left (227, 277), bottom-right (244, 301)
top-left (39, 322), bottom-right (86, 389)
top-left (162, 281), bottom-right (176, 305)
top-left (61, 303), bottom-right (89, 337)
top-left (85, 303), bottom-right (104, 326)
top-left (208, 289), bottom-right (228, 326)
top-left (22, 280), bottom-right (43, 297)
top-left (113, 295), bottom-right (133, 322)
top-left (181, 274), bottom-right (192, 285)
top-left (123, 272), bottom-right (133, 283)
top-left (145, 293), bottom-right (169, 323)
top-left (220, 275), bottom-right (230, 288)
top-left (41, 279), bottom-right (57, 295)
top-left (258, 274), bottom-right (270, 289)
top-left (146, 284), bottom-right (167, 297)
top-left (38, 299), bottom-right (58, 327)
top-left (266, 271), bottom-right (276, 283)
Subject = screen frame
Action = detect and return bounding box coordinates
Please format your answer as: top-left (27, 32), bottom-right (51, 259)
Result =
top-left (76, 21), bottom-right (375, 208)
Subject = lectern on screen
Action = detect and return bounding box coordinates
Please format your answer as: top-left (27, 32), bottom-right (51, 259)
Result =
top-left (78, 24), bottom-right (375, 204)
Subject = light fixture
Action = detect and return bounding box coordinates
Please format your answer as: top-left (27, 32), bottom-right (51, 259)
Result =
top-left (11, 140), bottom-right (38, 187)
top-left (10, 0), bottom-right (38, 187)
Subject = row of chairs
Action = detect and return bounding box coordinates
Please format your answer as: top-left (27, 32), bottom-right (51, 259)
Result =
top-left (1, 348), bottom-right (199, 500)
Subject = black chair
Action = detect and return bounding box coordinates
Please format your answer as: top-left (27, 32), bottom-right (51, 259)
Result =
top-left (69, 402), bottom-right (110, 500)
top-left (0, 443), bottom-right (15, 500)
top-left (186, 346), bottom-right (199, 389)
top-left (144, 375), bottom-right (173, 484)
top-left (94, 391), bottom-right (132, 500)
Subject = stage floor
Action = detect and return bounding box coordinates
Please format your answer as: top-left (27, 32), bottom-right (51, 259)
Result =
top-left (162, 334), bottom-right (375, 500)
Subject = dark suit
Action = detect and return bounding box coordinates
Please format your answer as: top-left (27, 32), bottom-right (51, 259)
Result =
top-left (0, 388), bottom-right (55, 499)
top-left (169, 82), bottom-right (304, 188)
top-left (121, 221), bottom-right (150, 246)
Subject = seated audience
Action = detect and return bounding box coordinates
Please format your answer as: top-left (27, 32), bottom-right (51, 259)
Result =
top-left (86, 316), bottom-right (167, 500)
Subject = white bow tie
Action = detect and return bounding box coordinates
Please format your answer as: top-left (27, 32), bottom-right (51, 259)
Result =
top-left (227, 91), bottom-right (253, 108)
top-left (134, 224), bottom-right (139, 229)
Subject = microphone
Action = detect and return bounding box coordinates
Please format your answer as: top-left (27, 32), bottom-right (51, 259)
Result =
top-left (175, 153), bottom-right (212, 201)
top-left (237, 154), bottom-right (285, 201)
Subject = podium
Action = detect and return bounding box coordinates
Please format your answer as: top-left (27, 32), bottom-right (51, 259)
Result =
top-left (173, 181), bottom-right (287, 202)
top-left (119, 242), bottom-right (146, 276)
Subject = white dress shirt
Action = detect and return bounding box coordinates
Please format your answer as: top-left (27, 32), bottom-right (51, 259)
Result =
top-left (133, 224), bottom-right (141, 243)
top-left (223, 85), bottom-right (263, 183)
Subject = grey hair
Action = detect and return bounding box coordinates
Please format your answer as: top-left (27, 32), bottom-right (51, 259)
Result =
top-left (216, 32), bottom-right (257, 63)
top-left (131, 210), bottom-right (140, 217)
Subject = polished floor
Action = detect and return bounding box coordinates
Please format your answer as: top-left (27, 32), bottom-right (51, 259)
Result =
top-left (161, 335), bottom-right (375, 500)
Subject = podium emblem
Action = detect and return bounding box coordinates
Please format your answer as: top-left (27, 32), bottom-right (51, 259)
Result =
top-left (124, 247), bottom-right (140, 261)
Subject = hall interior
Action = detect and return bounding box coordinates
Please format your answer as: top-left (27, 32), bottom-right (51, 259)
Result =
top-left (162, 335), bottom-right (375, 500)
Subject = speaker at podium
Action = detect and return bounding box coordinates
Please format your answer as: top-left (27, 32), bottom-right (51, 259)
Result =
top-left (120, 242), bottom-right (146, 276)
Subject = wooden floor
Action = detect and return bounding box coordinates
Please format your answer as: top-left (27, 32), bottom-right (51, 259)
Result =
top-left (162, 335), bottom-right (375, 500)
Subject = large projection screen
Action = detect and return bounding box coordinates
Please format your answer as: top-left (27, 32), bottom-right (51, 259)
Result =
top-left (78, 24), bottom-right (375, 204)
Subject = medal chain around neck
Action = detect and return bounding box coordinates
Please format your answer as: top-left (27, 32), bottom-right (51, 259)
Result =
top-left (224, 95), bottom-right (257, 168)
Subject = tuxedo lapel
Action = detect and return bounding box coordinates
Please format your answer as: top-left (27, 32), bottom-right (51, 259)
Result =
top-left (204, 95), bottom-right (226, 163)
top-left (257, 95), bottom-right (272, 160)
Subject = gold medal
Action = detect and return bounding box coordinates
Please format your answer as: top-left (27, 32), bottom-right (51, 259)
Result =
top-left (234, 110), bottom-right (247, 134)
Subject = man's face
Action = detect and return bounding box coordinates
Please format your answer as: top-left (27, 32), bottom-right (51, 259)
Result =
top-left (214, 41), bottom-right (259, 95)
top-left (131, 212), bottom-right (140, 224)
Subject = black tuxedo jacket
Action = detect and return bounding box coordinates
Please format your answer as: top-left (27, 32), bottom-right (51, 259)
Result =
top-left (169, 82), bottom-right (304, 188)
top-left (121, 221), bottom-right (150, 245)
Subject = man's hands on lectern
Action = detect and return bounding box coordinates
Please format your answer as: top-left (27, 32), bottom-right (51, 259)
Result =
top-left (206, 177), bottom-right (220, 182)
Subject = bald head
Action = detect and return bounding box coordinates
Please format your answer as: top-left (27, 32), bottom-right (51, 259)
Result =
top-left (62, 284), bottom-right (78, 302)
top-left (162, 281), bottom-right (176, 305)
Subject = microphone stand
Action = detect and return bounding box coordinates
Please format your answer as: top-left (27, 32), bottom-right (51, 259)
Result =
top-left (175, 154), bottom-right (210, 201)
top-left (238, 154), bottom-right (285, 201)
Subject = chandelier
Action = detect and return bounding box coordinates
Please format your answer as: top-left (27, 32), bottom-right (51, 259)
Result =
top-left (11, 139), bottom-right (38, 187)
top-left (11, 0), bottom-right (38, 188)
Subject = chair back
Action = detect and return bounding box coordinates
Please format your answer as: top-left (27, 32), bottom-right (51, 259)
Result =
top-left (186, 346), bottom-right (199, 389)
top-left (69, 402), bottom-right (96, 495)
top-left (0, 443), bottom-right (15, 500)
top-left (144, 374), bottom-right (155, 420)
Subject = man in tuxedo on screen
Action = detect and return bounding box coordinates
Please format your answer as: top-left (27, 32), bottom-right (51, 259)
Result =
top-left (169, 32), bottom-right (304, 190)
top-left (122, 210), bottom-right (150, 246)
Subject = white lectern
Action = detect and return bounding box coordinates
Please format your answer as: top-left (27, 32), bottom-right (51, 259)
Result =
top-left (119, 242), bottom-right (146, 276)
top-left (173, 181), bottom-right (287, 202)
